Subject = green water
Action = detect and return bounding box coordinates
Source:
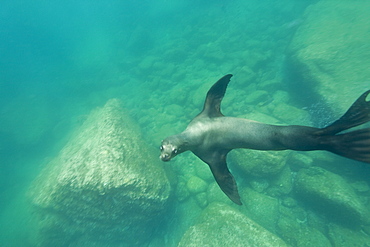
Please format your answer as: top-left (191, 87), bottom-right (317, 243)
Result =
top-left (1, 0), bottom-right (370, 246)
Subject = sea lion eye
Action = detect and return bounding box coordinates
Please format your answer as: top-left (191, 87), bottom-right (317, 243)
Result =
top-left (172, 148), bottom-right (178, 154)
top-left (160, 146), bottom-right (163, 151)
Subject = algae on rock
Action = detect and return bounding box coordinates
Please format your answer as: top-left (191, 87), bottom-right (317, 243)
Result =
top-left (29, 99), bottom-right (171, 246)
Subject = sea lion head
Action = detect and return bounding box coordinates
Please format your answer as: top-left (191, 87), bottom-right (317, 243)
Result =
top-left (160, 135), bottom-right (184, 161)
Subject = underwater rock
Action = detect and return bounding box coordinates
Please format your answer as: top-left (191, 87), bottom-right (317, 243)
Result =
top-left (241, 111), bottom-right (282, 125)
top-left (29, 99), bottom-right (171, 247)
top-left (166, 104), bottom-right (185, 118)
top-left (327, 223), bottom-right (370, 247)
top-left (266, 165), bottom-right (293, 197)
top-left (271, 102), bottom-right (311, 125)
top-left (194, 192), bottom-right (208, 209)
top-left (186, 176), bottom-right (208, 194)
top-left (178, 202), bottom-right (288, 247)
top-left (198, 43), bottom-right (225, 62)
top-left (138, 55), bottom-right (156, 70)
top-left (272, 90), bottom-right (290, 104)
top-left (240, 188), bottom-right (279, 233)
top-left (351, 181), bottom-right (370, 194)
top-left (192, 80), bottom-right (213, 107)
top-left (175, 179), bottom-right (190, 202)
top-left (294, 167), bottom-right (370, 226)
top-left (277, 216), bottom-right (331, 247)
top-left (249, 177), bottom-right (270, 193)
top-left (194, 160), bottom-right (214, 182)
top-left (281, 197), bottom-right (298, 208)
top-left (206, 182), bottom-right (233, 205)
top-left (287, 152), bottom-right (313, 172)
top-left (289, 0), bottom-right (370, 113)
top-left (277, 203), bottom-right (331, 246)
top-left (244, 90), bottom-right (269, 105)
top-left (231, 149), bottom-right (290, 177)
top-left (233, 66), bottom-right (256, 87)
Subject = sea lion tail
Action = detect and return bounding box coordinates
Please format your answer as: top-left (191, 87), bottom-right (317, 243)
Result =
top-left (317, 90), bottom-right (370, 163)
top-left (320, 128), bottom-right (370, 163)
top-left (320, 90), bottom-right (370, 135)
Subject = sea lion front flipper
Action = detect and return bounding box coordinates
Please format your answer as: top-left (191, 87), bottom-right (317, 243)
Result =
top-left (198, 74), bottom-right (233, 118)
top-left (210, 159), bottom-right (242, 205)
top-left (195, 150), bottom-right (242, 205)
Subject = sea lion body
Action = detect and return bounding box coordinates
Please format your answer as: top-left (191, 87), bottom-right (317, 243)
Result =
top-left (161, 116), bottom-right (322, 162)
top-left (160, 74), bottom-right (370, 205)
top-left (186, 117), bottom-right (321, 151)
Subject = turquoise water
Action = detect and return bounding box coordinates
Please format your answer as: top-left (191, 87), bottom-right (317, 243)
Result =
top-left (1, 1), bottom-right (370, 246)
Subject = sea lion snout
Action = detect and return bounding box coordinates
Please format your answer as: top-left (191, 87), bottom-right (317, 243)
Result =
top-left (159, 140), bottom-right (179, 161)
top-left (160, 153), bottom-right (171, 161)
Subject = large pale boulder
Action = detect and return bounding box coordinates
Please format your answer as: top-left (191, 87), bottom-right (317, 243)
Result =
top-left (178, 202), bottom-right (288, 247)
top-left (289, 0), bottom-right (370, 114)
top-left (29, 99), bottom-right (171, 246)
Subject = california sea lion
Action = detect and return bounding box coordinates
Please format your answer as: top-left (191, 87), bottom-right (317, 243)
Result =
top-left (160, 74), bottom-right (370, 205)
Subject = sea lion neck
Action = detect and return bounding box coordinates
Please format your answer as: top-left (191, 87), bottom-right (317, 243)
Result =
top-left (167, 132), bottom-right (194, 152)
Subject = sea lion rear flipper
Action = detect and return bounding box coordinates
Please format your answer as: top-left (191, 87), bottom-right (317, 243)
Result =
top-left (197, 74), bottom-right (233, 118)
top-left (316, 90), bottom-right (370, 163)
top-left (196, 150), bottom-right (242, 205)
top-left (320, 90), bottom-right (370, 134)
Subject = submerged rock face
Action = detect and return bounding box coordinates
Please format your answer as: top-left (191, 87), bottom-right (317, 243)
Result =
top-left (328, 223), bottom-right (370, 246)
top-left (178, 203), bottom-right (288, 247)
top-left (289, 0), bottom-right (370, 113)
top-left (231, 149), bottom-right (290, 177)
top-left (29, 99), bottom-right (171, 246)
top-left (294, 167), bottom-right (370, 226)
